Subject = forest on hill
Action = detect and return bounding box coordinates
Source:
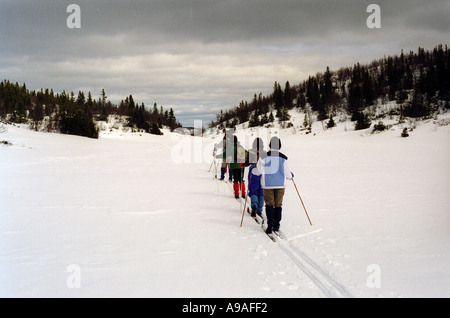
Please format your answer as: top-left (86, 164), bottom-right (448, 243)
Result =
top-left (2, 45), bottom-right (448, 138)
top-left (0, 84), bottom-right (181, 139)
top-left (209, 44), bottom-right (450, 131)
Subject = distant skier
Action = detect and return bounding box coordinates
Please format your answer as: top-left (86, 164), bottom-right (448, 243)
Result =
top-left (215, 134), bottom-right (249, 199)
top-left (255, 136), bottom-right (293, 234)
top-left (215, 135), bottom-right (233, 182)
top-left (248, 138), bottom-right (265, 218)
top-left (211, 143), bottom-right (218, 178)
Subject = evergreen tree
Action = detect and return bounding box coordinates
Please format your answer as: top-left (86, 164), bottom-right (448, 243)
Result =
top-left (150, 122), bottom-right (162, 135)
top-left (297, 85), bottom-right (306, 109)
top-left (30, 102), bottom-right (44, 131)
top-left (99, 88), bottom-right (108, 121)
top-left (76, 91), bottom-right (85, 106)
top-left (284, 81), bottom-right (293, 109)
top-left (327, 114), bottom-right (335, 128)
top-left (306, 77), bottom-right (320, 112)
top-left (273, 81), bottom-right (284, 118)
top-left (320, 66), bottom-right (333, 106)
top-left (353, 110), bottom-right (371, 130)
top-left (404, 90), bottom-right (430, 118)
top-left (260, 112), bottom-right (268, 125)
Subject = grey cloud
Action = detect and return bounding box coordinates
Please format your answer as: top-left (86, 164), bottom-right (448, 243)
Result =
top-left (0, 0), bottom-right (448, 126)
top-left (2, 0), bottom-right (448, 58)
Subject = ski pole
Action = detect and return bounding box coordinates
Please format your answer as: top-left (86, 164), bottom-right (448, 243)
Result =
top-left (208, 158), bottom-right (214, 172)
top-left (240, 171), bottom-right (251, 227)
top-left (292, 178), bottom-right (313, 226)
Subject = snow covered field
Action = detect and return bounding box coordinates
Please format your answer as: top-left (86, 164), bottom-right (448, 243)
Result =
top-left (1, 115), bottom-right (449, 298)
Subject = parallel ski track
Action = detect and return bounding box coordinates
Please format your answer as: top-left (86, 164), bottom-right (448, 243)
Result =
top-left (276, 237), bottom-right (353, 298)
top-left (215, 173), bottom-right (353, 297)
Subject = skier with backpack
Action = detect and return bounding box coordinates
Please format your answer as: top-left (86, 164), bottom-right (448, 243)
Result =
top-left (254, 136), bottom-right (293, 234)
top-left (214, 135), bottom-right (233, 182)
top-left (215, 133), bottom-right (249, 199)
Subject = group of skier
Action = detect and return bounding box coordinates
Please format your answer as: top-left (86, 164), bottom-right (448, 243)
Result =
top-left (213, 133), bottom-right (293, 235)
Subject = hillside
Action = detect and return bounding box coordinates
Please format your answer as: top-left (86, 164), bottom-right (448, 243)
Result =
top-left (208, 44), bottom-right (450, 132)
top-left (0, 84), bottom-right (182, 139)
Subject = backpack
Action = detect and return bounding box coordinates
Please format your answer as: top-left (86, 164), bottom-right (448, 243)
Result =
top-left (237, 145), bottom-right (250, 167)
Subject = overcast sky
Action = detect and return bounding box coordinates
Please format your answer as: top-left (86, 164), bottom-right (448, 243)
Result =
top-left (1, 0), bottom-right (449, 126)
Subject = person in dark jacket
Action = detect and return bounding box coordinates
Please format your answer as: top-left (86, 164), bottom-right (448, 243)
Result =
top-left (216, 135), bottom-right (233, 181)
top-left (215, 134), bottom-right (249, 199)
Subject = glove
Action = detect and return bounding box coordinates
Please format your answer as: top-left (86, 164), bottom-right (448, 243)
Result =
top-left (290, 172), bottom-right (294, 179)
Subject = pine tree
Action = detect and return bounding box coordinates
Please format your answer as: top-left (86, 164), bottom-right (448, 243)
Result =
top-left (99, 88), bottom-right (108, 121)
top-left (306, 77), bottom-right (320, 112)
top-left (353, 110), bottom-right (371, 130)
top-left (273, 81), bottom-right (284, 118)
top-left (327, 115), bottom-right (335, 128)
top-left (30, 102), bottom-right (44, 131)
top-left (260, 112), bottom-right (268, 125)
top-left (150, 122), bottom-right (162, 135)
top-left (284, 81), bottom-right (293, 109)
top-left (320, 67), bottom-right (333, 106)
top-left (249, 111), bottom-right (260, 127)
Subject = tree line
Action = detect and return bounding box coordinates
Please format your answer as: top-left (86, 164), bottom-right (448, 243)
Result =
top-left (209, 44), bottom-right (450, 130)
top-left (0, 83), bottom-right (181, 138)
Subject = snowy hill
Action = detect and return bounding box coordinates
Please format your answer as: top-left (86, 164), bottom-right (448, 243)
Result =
top-left (1, 112), bottom-right (449, 297)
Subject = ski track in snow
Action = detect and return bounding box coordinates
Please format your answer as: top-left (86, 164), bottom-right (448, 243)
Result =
top-left (275, 238), bottom-right (353, 298)
top-left (215, 175), bottom-right (353, 297)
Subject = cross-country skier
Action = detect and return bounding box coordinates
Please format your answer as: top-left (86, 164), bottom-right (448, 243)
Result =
top-left (248, 138), bottom-right (265, 218)
top-left (215, 135), bottom-right (233, 182)
top-left (215, 134), bottom-right (249, 199)
top-left (255, 136), bottom-right (293, 234)
top-left (211, 143), bottom-right (218, 178)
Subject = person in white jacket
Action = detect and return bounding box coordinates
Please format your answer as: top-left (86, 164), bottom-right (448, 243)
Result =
top-left (254, 136), bottom-right (293, 234)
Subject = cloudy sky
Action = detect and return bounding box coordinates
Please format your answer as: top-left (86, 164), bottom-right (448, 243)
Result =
top-left (1, 0), bottom-right (449, 126)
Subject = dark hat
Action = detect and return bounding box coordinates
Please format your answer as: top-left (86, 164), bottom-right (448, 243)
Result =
top-left (252, 137), bottom-right (264, 151)
top-left (269, 136), bottom-right (281, 150)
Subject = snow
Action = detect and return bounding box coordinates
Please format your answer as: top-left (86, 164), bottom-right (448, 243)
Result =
top-left (1, 114), bottom-right (449, 298)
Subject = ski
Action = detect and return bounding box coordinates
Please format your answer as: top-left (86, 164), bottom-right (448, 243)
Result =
top-left (261, 219), bottom-right (276, 242)
top-left (273, 230), bottom-right (286, 240)
top-left (265, 231), bottom-right (276, 242)
top-left (247, 207), bottom-right (260, 224)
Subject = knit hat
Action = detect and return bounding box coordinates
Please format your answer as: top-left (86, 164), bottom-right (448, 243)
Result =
top-left (252, 137), bottom-right (264, 151)
top-left (269, 136), bottom-right (281, 150)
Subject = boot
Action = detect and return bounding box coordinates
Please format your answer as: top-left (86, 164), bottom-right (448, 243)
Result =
top-left (241, 182), bottom-right (246, 198)
top-left (250, 207), bottom-right (256, 218)
top-left (265, 206), bottom-right (275, 234)
top-left (233, 182), bottom-right (240, 199)
top-left (220, 167), bottom-right (226, 180)
top-left (274, 207), bottom-right (282, 232)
